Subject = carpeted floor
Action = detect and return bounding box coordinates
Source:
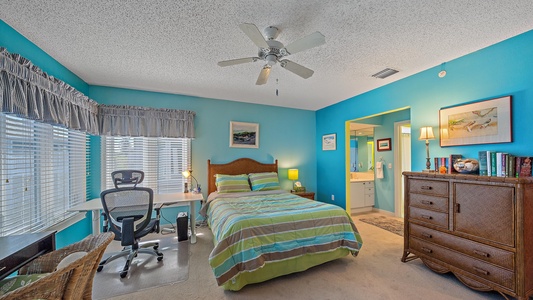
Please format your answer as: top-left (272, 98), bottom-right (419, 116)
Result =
top-left (102, 213), bottom-right (503, 300)
top-left (358, 215), bottom-right (404, 236)
top-left (93, 235), bottom-right (189, 299)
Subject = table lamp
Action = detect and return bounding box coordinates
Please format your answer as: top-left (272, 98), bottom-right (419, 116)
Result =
top-left (182, 169), bottom-right (200, 193)
top-left (288, 169), bottom-right (298, 191)
top-left (419, 126), bottom-right (435, 171)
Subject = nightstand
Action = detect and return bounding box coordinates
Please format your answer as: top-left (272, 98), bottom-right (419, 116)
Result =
top-left (291, 191), bottom-right (315, 200)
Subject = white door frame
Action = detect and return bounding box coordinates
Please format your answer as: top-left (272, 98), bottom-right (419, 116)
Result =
top-left (394, 120), bottom-right (410, 218)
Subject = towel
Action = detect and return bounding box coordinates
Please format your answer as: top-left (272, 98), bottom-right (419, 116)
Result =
top-left (376, 161), bottom-right (384, 179)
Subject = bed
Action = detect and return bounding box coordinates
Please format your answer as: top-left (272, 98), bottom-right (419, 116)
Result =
top-left (200, 158), bottom-right (363, 291)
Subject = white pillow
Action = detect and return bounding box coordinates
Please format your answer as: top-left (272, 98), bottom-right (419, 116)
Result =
top-left (56, 251), bottom-right (87, 270)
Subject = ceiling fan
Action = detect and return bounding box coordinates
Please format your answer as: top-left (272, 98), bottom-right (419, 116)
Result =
top-left (218, 23), bottom-right (326, 85)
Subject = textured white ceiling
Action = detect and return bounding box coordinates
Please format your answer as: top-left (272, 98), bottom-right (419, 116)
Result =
top-left (1, 1), bottom-right (533, 110)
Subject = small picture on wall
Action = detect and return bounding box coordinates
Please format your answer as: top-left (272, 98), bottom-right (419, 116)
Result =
top-left (230, 121), bottom-right (259, 148)
top-left (377, 138), bottom-right (391, 151)
top-left (322, 133), bottom-right (336, 151)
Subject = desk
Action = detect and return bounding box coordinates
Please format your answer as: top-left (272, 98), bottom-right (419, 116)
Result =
top-left (0, 231), bottom-right (56, 280)
top-left (69, 192), bottom-right (203, 244)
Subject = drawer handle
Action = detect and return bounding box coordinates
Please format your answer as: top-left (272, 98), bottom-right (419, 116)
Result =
top-left (421, 247), bottom-right (433, 254)
top-left (473, 250), bottom-right (490, 258)
top-left (420, 186), bottom-right (433, 190)
top-left (473, 266), bottom-right (489, 276)
top-left (421, 233), bottom-right (432, 238)
top-left (421, 215), bottom-right (433, 220)
top-left (421, 200), bottom-right (433, 205)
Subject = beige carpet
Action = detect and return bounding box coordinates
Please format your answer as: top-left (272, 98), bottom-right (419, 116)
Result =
top-left (358, 215), bottom-right (404, 236)
top-left (93, 235), bottom-right (189, 299)
top-left (99, 212), bottom-right (503, 300)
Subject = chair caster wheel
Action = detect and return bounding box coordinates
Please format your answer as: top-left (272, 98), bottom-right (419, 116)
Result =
top-left (120, 271), bottom-right (128, 278)
top-left (97, 265), bottom-right (103, 272)
top-left (157, 256), bottom-right (163, 261)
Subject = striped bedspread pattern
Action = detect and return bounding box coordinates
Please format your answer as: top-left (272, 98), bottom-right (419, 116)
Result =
top-left (207, 192), bottom-right (363, 286)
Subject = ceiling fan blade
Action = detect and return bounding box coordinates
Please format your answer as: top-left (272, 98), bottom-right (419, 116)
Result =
top-left (280, 59), bottom-right (314, 79)
top-left (218, 57), bottom-right (258, 67)
top-left (256, 66), bottom-right (271, 85)
top-left (239, 23), bottom-right (269, 49)
top-left (284, 31), bottom-right (326, 55)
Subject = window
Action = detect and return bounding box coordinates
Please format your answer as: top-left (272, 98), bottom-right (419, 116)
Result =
top-left (101, 136), bottom-right (191, 192)
top-left (0, 113), bottom-right (88, 236)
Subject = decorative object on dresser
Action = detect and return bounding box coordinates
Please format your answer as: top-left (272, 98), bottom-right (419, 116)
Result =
top-left (418, 126), bottom-right (435, 171)
top-left (291, 191), bottom-right (314, 200)
top-left (439, 95), bottom-right (512, 147)
top-left (401, 172), bottom-right (533, 300)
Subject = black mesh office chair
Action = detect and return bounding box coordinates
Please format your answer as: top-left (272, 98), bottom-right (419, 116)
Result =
top-left (97, 170), bottom-right (163, 278)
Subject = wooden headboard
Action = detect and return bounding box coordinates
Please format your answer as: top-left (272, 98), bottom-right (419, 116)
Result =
top-left (207, 158), bottom-right (278, 194)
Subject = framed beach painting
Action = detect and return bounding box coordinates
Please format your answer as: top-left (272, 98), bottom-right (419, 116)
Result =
top-left (439, 96), bottom-right (512, 147)
top-left (230, 121), bottom-right (259, 148)
top-left (376, 138), bottom-right (391, 151)
top-left (322, 133), bottom-right (336, 151)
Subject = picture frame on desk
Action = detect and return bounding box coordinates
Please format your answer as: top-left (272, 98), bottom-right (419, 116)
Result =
top-left (439, 96), bottom-right (512, 147)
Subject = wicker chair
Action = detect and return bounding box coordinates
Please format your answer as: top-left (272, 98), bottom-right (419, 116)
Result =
top-left (0, 232), bottom-right (114, 300)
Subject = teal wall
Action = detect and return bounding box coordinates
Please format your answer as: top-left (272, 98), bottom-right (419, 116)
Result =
top-left (373, 109), bottom-right (410, 212)
top-left (316, 29), bottom-right (533, 213)
top-left (89, 86), bottom-right (317, 195)
top-left (3, 17), bottom-right (533, 241)
top-left (1, 20), bottom-right (316, 246)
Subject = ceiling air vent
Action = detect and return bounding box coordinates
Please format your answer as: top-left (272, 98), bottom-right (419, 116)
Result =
top-left (371, 68), bottom-right (399, 79)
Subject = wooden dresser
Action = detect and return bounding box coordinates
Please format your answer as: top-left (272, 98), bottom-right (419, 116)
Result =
top-left (401, 172), bottom-right (533, 300)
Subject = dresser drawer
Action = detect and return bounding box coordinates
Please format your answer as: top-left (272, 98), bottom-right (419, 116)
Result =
top-left (410, 237), bottom-right (514, 290)
top-left (410, 223), bottom-right (514, 270)
top-left (409, 206), bottom-right (448, 229)
top-left (409, 193), bottom-right (448, 213)
top-left (409, 179), bottom-right (448, 197)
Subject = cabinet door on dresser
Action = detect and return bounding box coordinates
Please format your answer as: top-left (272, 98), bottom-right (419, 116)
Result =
top-left (453, 183), bottom-right (515, 247)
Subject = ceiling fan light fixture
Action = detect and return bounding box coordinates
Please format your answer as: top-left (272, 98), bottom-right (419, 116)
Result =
top-left (371, 68), bottom-right (399, 79)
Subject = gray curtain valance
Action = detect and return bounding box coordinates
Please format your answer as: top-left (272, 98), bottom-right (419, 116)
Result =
top-left (0, 47), bottom-right (100, 135)
top-left (0, 48), bottom-right (196, 138)
top-left (99, 105), bottom-right (195, 138)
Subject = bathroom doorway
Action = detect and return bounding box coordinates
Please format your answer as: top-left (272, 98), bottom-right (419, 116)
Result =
top-left (394, 121), bottom-right (411, 218)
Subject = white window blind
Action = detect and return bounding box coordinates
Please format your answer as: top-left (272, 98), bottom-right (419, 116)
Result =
top-left (101, 136), bottom-right (191, 192)
top-left (0, 113), bottom-right (88, 236)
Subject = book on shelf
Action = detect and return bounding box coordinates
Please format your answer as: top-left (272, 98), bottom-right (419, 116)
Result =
top-left (433, 157), bottom-right (448, 173)
top-left (448, 154), bottom-right (462, 174)
top-left (518, 157), bottom-right (532, 177)
top-left (478, 151), bottom-right (488, 176)
top-left (490, 151), bottom-right (497, 176)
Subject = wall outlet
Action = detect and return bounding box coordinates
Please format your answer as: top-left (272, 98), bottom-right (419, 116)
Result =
top-left (331, 194), bottom-right (335, 201)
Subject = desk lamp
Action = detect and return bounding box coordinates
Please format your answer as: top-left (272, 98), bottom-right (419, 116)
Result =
top-left (182, 169), bottom-right (200, 193)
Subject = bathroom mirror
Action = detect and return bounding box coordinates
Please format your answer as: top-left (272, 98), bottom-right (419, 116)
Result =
top-left (350, 127), bottom-right (375, 172)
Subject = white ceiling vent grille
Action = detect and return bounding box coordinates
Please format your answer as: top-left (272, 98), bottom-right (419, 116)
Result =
top-left (371, 68), bottom-right (399, 79)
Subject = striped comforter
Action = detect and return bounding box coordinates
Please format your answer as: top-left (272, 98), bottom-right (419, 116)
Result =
top-left (201, 190), bottom-right (363, 287)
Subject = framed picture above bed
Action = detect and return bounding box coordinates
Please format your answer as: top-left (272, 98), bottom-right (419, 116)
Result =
top-left (230, 121), bottom-right (259, 148)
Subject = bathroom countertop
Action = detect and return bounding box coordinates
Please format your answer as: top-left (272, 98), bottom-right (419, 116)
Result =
top-left (350, 178), bottom-right (375, 182)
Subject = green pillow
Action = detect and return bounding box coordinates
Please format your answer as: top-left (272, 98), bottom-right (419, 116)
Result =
top-left (215, 174), bottom-right (251, 193)
top-left (249, 172), bottom-right (281, 191)
top-left (0, 273), bottom-right (48, 296)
